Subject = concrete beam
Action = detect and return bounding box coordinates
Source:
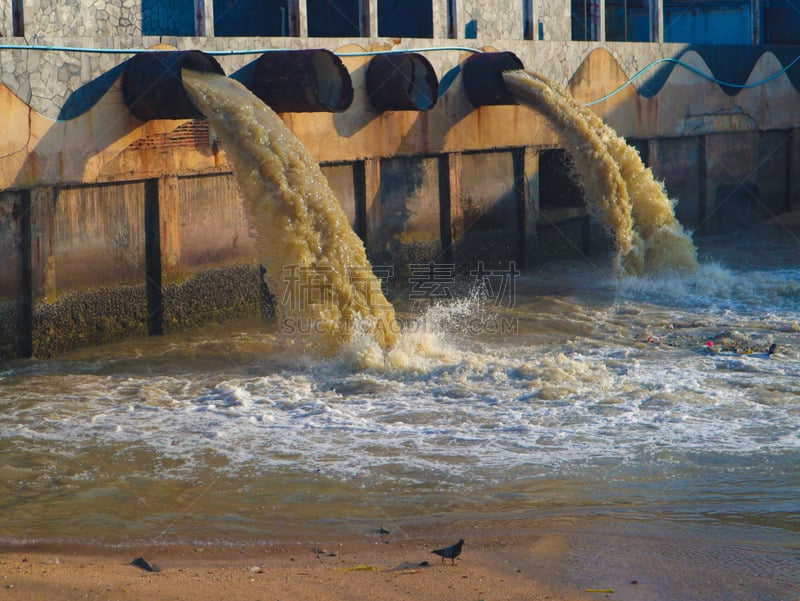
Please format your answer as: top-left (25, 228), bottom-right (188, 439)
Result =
top-left (650, 0), bottom-right (663, 43)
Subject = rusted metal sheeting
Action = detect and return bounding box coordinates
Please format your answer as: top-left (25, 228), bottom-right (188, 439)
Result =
top-left (246, 49), bottom-right (353, 113)
top-left (366, 52), bottom-right (439, 111)
top-left (461, 51), bottom-right (524, 107)
top-left (122, 50), bottom-right (225, 121)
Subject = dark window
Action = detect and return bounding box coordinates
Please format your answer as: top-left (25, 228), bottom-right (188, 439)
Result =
top-left (571, 0), bottom-right (601, 40)
top-left (142, 0), bottom-right (196, 36)
top-left (447, 0), bottom-right (457, 39)
top-left (214, 0), bottom-right (293, 36)
top-left (12, 0), bottom-right (24, 36)
top-left (523, 0), bottom-right (534, 40)
top-left (764, 0), bottom-right (800, 44)
top-left (663, 1), bottom-right (751, 44)
top-left (377, 0), bottom-right (433, 38)
top-left (307, 0), bottom-right (362, 37)
top-left (606, 0), bottom-right (650, 41)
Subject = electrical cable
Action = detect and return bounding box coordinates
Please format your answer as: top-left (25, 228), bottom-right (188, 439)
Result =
top-left (583, 53), bottom-right (800, 106)
top-left (0, 43), bottom-right (482, 56)
top-left (0, 43), bottom-right (798, 106)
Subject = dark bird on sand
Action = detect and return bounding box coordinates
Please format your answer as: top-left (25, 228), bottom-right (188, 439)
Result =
top-left (431, 539), bottom-right (464, 565)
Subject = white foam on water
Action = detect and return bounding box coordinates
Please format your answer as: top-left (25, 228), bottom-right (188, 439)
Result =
top-left (618, 261), bottom-right (800, 315)
top-left (3, 283), bottom-right (798, 490)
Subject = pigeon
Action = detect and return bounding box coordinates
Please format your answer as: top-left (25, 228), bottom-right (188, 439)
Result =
top-left (431, 539), bottom-right (464, 565)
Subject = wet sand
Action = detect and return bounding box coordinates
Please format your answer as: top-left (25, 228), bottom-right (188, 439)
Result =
top-left (3, 513), bottom-right (796, 601)
top-left (0, 534), bottom-right (598, 601)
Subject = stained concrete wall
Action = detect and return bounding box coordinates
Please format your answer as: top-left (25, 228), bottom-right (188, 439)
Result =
top-left (2, 37), bottom-right (800, 357)
top-left (452, 150), bottom-right (522, 270)
top-left (368, 156), bottom-right (443, 289)
top-left (0, 191), bottom-right (28, 359)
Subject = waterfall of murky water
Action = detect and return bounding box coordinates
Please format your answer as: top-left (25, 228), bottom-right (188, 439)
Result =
top-left (503, 70), bottom-right (698, 275)
top-left (182, 70), bottom-right (398, 353)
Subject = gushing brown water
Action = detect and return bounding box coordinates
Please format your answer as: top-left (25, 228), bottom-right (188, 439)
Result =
top-left (503, 70), bottom-right (698, 275)
top-left (182, 70), bottom-right (398, 352)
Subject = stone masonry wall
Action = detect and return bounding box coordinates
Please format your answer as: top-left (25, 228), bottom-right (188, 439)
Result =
top-left (0, 2), bottom-right (10, 38)
top-left (29, 0), bottom-right (140, 39)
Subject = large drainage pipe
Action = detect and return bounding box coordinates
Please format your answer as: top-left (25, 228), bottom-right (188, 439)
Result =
top-left (122, 50), bottom-right (225, 120)
top-left (461, 51), bottom-right (524, 107)
top-left (242, 49), bottom-right (353, 113)
top-left (366, 53), bottom-right (439, 111)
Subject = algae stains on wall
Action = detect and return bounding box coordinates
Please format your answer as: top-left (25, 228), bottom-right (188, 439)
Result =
top-left (321, 163), bottom-right (362, 235)
top-left (0, 192), bottom-right (26, 301)
top-left (170, 173), bottom-right (256, 276)
top-left (648, 137), bottom-right (706, 228)
top-left (703, 131), bottom-right (760, 234)
top-left (32, 285), bottom-right (150, 358)
top-left (0, 191), bottom-right (28, 360)
top-left (161, 264), bottom-right (263, 334)
top-left (54, 183), bottom-right (146, 293)
top-left (368, 156), bottom-right (443, 289)
top-left (757, 130), bottom-right (793, 221)
top-left (453, 150), bottom-right (523, 270)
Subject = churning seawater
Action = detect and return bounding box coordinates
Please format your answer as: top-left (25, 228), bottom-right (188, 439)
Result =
top-left (1, 226), bottom-right (798, 563)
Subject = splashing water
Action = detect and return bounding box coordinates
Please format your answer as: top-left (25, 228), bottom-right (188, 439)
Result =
top-left (503, 70), bottom-right (698, 276)
top-left (182, 70), bottom-right (399, 353)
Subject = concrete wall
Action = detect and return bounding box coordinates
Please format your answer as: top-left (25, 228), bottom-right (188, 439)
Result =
top-left (2, 20), bottom-right (800, 357)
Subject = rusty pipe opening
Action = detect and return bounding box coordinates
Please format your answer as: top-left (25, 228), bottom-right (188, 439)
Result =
top-left (243, 49), bottom-right (353, 113)
top-left (122, 50), bottom-right (225, 121)
top-left (366, 53), bottom-right (439, 112)
top-left (461, 51), bottom-right (524, 107)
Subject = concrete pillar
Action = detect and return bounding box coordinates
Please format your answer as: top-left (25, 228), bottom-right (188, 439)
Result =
top-left (523, 147), bottom-right (540, 266)
top-left (367, 0), bottom-right (378, 37)
top-left (202, 0), bottom-right (214, 36)
top-left (447, 152), bottom-right (464, 246)
top-left (1, 2), bottom-right (9, 36)
top-left (751, 0), bottom-right (762, 44)
top-left (351, 161), bottom-right (368, 241)
top-left (454, 0), bottom-right (468, 38)
top-left (790, 129), bottom-right (800, 213)
top-left (144, 179), bottom-right (163, 335)
top-left (432, 0), bottom-right (446, 38)
top-left (0, 190), bottom-right (31, 359)
top-left (29, 187), bottom-right (56, 304)
top-left (364, 158), bottom-right (381, 248)
top-left (436, 155), bottom-right (452, 262)
top-left (650, 0), bottom-right (663, 43)
top-left (597, 0), bottom-right (606, 42)
top-left (193, 0), bottom-right (205, 35)
top-left (296, 0), bottom-right (308, 38)
top-left (157, 176), bottom-right (182, 285)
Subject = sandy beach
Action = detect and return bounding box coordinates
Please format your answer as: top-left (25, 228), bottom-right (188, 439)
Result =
top-left (0, 533), bottom-right (602, 601)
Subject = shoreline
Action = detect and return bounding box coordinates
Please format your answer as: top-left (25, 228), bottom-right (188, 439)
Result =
top-left (0, 531), bottom-right (599, 601)
top-left (3, 512), bottom-right (797, 601)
